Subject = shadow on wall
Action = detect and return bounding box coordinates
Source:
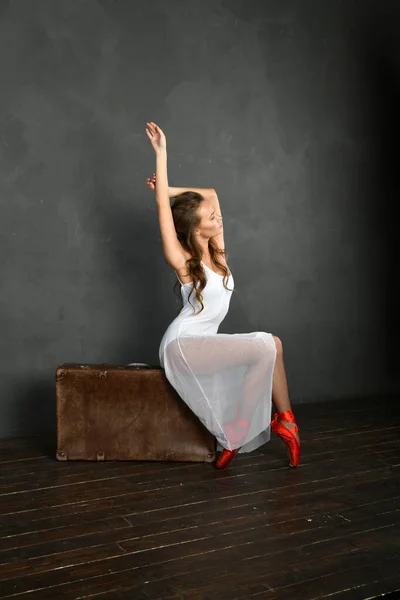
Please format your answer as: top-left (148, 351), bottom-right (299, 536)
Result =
top-left (95, 180), bottom-right (165, 363)
top-left (13, 379), bottom-right (56, 455)
top-left (12, 115), bottom-right (264, 448)
top-left (12, 124), bottom-right (165, 448)
top-left (349, 3), bottom-right (400, 386)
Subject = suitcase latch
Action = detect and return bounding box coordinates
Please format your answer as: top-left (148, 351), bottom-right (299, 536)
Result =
top-left (97, 450), bottom-right (105, 461)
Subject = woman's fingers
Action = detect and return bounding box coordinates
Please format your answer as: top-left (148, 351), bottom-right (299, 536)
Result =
top-left (145, 122), bottom-right (166, 151)
top-left (146, 122), bottom-right (165, 139)
top-left (146, 124), bottom-right (156, 139)
top-left (145, 128), bottom-right (155, 142)
top-left (150, 121), bottom-right (164, 136)
top-left (145, 179), bottom-right (155, 190)
top-left (148, 122), bottom-right (159, 136)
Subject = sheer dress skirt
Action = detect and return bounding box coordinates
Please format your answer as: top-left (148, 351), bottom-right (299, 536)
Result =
top-left (161, 331), bottom-right (277, 453)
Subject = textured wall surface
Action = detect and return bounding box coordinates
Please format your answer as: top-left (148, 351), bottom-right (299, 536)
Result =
top-left (0, 0), bottom-right (398, 438)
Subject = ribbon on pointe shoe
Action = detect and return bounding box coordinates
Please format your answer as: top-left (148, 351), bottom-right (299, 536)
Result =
top-left (270, 409), bottom-right (300, 467)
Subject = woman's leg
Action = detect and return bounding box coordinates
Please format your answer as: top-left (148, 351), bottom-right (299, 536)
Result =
top-left (164, 335), bottom-right (275, 446)
top-left (271, 335), bottom-right (300, 444)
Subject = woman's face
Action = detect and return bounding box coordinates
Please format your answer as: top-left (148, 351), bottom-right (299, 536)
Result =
top-left (197, 200), bottom-right (223, 238)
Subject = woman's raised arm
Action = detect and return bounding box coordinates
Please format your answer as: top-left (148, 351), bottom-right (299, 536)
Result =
top-left (145, 169), bottom-right (225, 253)
top-left (145, 174), bottom-right (222, 219)
top-left (145, 122), bottom-right (186, 269)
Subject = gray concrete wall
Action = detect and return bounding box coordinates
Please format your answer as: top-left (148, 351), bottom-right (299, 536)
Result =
top-left (0, 0), bottom-right (398, 439)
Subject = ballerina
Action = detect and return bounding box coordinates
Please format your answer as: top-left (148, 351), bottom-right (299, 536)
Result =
top-left (145, 121), bottom-right (300, 468)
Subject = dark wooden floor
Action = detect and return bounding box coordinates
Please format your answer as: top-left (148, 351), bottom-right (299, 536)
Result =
top-left (0, 397), bottom-right (399, 600)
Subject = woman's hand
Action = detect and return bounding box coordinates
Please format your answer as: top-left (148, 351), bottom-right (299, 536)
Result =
top-left (146, 173), bottom-right (172, 198)
top-left (145, 172), bottom-right (157, 192)
top-left (146, 173), bottom-right (173, 198)
top-left (145, 121), bottom-right (167, 154)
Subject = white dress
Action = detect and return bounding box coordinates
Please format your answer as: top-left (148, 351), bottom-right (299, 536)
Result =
top-left (159, 260), bottom-right (277, 453)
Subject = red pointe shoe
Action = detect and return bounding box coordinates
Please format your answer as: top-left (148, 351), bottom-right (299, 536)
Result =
top-left (270, 409), bottom-right (300, 467)
top-left (215, 448), bottom-right (240, 469)
top-left (225, 418), bottom-right (250, 444)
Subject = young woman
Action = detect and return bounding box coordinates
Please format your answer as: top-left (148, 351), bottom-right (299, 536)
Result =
top-left (145, 121), bottom-right (300, 469)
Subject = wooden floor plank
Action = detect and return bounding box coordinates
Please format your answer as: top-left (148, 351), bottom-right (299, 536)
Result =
top-left (0, 462), bottom-right (398, 545)
top-left (1, 479), bottom-right (399, 579)
top-left (322, 578), bottom-right (400, 600)
top-left (90, 548), bottom-right (400, 600)
top-left (0, 431), bottom-right (398, 493)
top-left (0, 468), bottom-right (399, 559)
top-left (1, 487), bottom-right (399, 596)
top-left (2, 511), bottom-right (399, 598)
top-left (0, 397), bottom-right (398, 600)
top-left (1, 445), bottom-right (398, 516)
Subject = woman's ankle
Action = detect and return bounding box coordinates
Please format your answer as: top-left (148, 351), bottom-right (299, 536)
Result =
top-left (279, 419), bottom-right (300, 442)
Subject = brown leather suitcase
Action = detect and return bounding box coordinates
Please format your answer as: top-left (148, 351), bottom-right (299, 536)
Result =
top-left (56, 363), bottom-right (216, 462)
